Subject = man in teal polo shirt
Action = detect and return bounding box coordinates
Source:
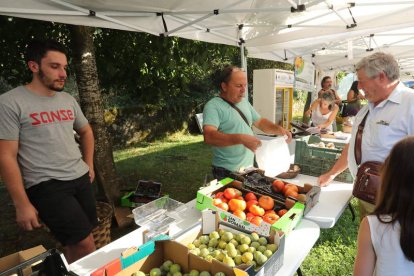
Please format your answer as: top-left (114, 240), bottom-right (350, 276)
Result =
top-left (203, 65), bottom-right (292, 181)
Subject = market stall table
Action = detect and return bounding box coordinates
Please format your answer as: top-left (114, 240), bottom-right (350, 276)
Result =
top-left (279, 174), bottom-right (354, 228)
top-left (69, 200), bottom-right (320, 276)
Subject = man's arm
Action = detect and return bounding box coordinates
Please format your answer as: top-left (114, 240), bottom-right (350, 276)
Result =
top-left (318, 143), bottom-right (349, 186)
top-left (0, 140), bottom-right (41, 230)
top-left (203, 125), bottom-right (261, 152)
top-left (76, 124), bottom-right (95, 182)
top-left (253, 118), bottom-right (292, 143)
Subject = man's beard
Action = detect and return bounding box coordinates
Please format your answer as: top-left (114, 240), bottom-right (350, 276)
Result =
top-left (38, 68), bottom-right (65, 92)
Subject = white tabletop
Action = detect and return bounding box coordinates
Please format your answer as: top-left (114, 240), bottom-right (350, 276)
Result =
top-left (276, 219), bottom-right (320, 276)
top-left (280, 174), bottom-right (353, 228)
top-left (69, 199), bottom-right (202, 275)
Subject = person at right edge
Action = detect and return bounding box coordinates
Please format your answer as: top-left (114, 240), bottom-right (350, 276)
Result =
top-left (318, 52), bottom-right (414, 220)
top-left (354, 137), bottom-right (414, 275)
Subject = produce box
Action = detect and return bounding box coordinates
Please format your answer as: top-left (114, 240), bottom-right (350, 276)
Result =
top-left (91, 235), bottom-right (169, 276)
top-left (196, 179), bottom-right (304, 235)
top-left (114, 239), bottom-right (246, 276)
top-left (0, 245), bottom-right (47, 276)
top-left (175, 209), bottom-right (285, 276)
top-left (231, 168), bottom-right (321, 215)
top-left (294, 135), bottom-right (353, 183)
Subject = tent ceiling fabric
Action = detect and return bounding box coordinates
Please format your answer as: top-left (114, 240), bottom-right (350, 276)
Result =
top-left (2, 0), bottom-right (414, 75)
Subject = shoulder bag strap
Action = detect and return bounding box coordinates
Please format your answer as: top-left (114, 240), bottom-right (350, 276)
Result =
top-left (354, 111), bottom-right (369, 165)
top-left (220, 97), bottom-right (250, 127)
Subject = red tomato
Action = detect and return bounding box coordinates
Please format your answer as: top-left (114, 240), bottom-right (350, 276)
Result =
top-left (278, 209), bottom-right (288, 217)
top-left (246, 212), bottom-right (255, 222)
top-left (216, 202), bottom-right (229, 211)
top-left (233, 210), bottom-right (247, 220)
top-left (215, 192), bottom-right (224, 199)
top-left (228, 199), bottom-right (247, 212)
top-left (258, 195), bottom-right (275, 211)
top-left (272, 179), bottom-right (285, 193)
top-left (224, 188), bottom-right (238, 200)
top-left (264, 210), bottom-right (276, 215)
top-left (250, 216), bottom-right (263, 226)
top-left (285, 189), bottom-right (298, 199)
top-left (212, 198), bottom-right (223, 206)
top-left (244, 192), bottom-right (257, 202)
top-left (284, 184), bottom-right (299, 193)
top-left (249, 204), bottom-right (265, 217)
top-left (262, 213), bottom-right (280, 224)
top-left (246, 199), bottom-right (259, 210)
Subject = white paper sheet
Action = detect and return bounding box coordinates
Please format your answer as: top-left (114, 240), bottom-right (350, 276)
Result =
top-left (255, 135), bottom-right (291, 177)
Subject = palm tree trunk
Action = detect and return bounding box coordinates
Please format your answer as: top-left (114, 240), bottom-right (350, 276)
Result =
top-left (69, 25), bottom-right (121, 205)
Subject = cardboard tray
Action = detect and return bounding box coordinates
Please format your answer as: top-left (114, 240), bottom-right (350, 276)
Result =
top-left (174, 209), bottom-right (285, 276)
top-left (231, 168), bottom-right (321, 215)
top-left (196, 178), bottom-right (304, 236)
top-left (112, 239), bottom-right (247, 276)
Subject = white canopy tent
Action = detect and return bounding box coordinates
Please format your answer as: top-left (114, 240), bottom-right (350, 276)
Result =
top-left (2, 0), bottom-right (414, 77)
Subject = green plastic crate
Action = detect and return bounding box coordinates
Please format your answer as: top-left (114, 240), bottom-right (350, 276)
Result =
top-left (294, 136), bottom-right (354, 183)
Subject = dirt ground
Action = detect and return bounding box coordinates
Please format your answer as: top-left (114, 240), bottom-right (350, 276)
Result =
top-left (0, 185), bottom-right (137, 259)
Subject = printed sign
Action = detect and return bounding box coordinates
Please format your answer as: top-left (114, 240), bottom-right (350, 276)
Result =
top-left (294, 56), bottom-right (315, 92)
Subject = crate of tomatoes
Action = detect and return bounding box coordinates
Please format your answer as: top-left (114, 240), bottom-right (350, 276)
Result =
top-left (231, 168), bottom-right (321, 215)
top-left (196, 178), bottom-right (305, 236)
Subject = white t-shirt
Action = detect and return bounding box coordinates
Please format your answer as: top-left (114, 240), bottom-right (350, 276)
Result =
top-left (367, 215), bottom-right (414, 276)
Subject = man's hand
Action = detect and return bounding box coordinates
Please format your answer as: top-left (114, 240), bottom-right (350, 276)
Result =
top-left (318, 172), bottom-right (336, 187)
top-left (241, 134), bottom-right (262, 152)
top-left (89, 167), bottom-right (95, 183)
top-left (16, 202), bottom-right (41, 231)
top-left (280, 128), bottom-right (293, 144)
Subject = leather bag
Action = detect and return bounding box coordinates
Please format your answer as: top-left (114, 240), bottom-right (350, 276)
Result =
top-left (352, 111), bottom-right (383, 204)
top-left (353, 161), bottom-right (382, 204)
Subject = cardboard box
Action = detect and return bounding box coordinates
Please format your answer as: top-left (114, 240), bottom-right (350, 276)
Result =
top-left (231, 168), bottom-right (321, 215)
top-left (91, 235), bottom-right (169, 276)
top-left (0, 245), bottom-right (46, 276)
top-left (175, 210), bottom-right (285, 276)
top-left (115, 239), bottom-right (246, 276)
top-left (196, 179), bottom-right (304, 235)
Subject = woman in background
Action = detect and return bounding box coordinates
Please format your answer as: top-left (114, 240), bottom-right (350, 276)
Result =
top-left (344, 80), bottom-right (364, 116)
top-left (354, 136), bottom-right (414, 276)
top-left (305, 92), bottom-right (339, 131)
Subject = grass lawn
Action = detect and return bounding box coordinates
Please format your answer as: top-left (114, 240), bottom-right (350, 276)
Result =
top-left (114, 133), bottom-right (359, 276)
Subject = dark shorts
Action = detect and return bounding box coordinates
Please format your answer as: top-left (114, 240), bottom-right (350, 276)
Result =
top-left (26, 173), bottom-right (97, 246)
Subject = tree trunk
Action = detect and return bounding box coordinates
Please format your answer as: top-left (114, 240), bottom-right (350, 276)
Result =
top-left (69, 25), bottom-right (121, 205)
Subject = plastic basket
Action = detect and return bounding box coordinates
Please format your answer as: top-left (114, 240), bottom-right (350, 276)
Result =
top-left (294, 136), bottom-right (354, 183)
top-left (92, 201), bottom-right (113, 249)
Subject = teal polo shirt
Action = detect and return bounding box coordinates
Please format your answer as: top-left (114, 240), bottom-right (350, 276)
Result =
top-left (203, 97), bottom-right (261, 172)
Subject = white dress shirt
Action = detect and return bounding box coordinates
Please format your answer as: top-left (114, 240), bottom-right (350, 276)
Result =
top-left (348, 82), bottom-right (414, 176)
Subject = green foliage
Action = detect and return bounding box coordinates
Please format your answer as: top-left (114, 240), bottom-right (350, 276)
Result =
top-left (0, 17), bottom-right (70, 91)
